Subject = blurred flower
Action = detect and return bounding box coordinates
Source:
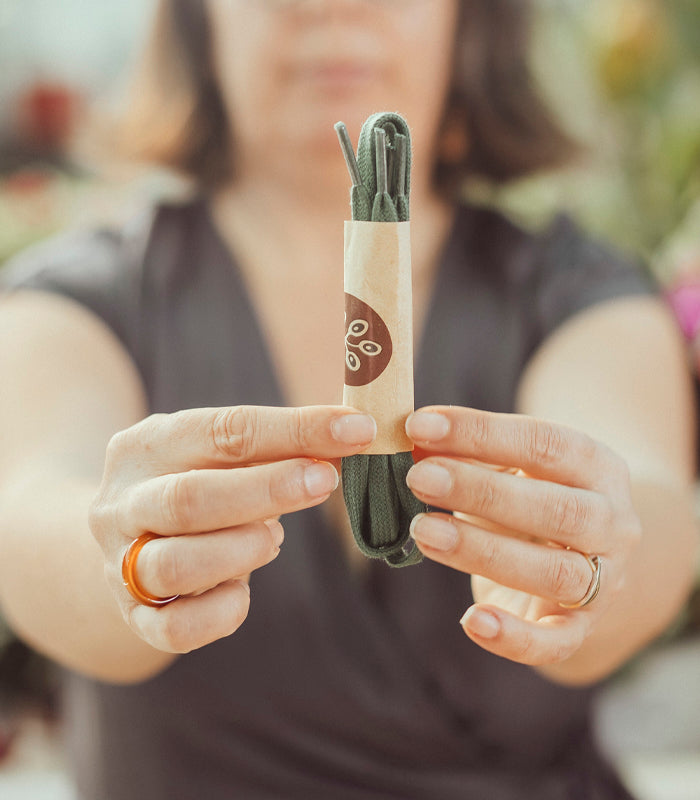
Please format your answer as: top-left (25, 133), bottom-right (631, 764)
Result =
top-left (666, 280), bottom-right (700, 342)
top-left (595, 0), bottom-right (672, 100)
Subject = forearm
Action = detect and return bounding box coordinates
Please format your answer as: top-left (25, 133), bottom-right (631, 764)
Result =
top-left (0, 469), bottom-right (176, 684)
top-left (536, 479), bottom-right (698, 686)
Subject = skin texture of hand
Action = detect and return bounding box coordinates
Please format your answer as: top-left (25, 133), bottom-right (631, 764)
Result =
top-left (89, 405), bottom-right (376, 654)
top-left (405, 405), bottom-right (642, 669)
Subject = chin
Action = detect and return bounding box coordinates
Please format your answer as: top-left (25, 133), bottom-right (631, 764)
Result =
top-left (291, 98), bottom-right (402, 154)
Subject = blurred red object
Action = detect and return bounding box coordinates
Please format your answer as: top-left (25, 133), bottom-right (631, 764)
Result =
top-left (17, 82), bottom-right (81, 154)
top-left (4, 168), bottom-right (53, 195)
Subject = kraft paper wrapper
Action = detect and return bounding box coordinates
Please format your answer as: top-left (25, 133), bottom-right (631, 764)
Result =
top-left (343, 220), bottom-right (414, 455)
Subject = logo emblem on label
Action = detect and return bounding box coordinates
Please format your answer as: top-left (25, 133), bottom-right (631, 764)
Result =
top-left (344, 293), bottom-right (393, 386)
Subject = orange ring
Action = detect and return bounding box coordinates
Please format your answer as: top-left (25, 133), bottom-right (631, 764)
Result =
top-left (121, 533), bottom-right (179, 608)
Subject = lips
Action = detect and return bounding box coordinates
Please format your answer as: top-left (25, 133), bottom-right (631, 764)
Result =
top-left (293, 61), bottom-right (381, 91)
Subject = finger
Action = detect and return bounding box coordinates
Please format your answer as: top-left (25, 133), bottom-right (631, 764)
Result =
top-left (133, 520), bottom-right (284, 599)
top-left (459, 604), bottom-right (590, 666)
top-left (109, 406), bottom-right (376, 474)
top-left (410, 513), bottom-right (597, 607)
top-left (406, 458), bottom-right (615, 553)
top-left (125, 459), bottom-right (339, 536)
top-left (406, 407), bottom-right (620, 491)
top-left (127, 579), bottom-right (252, 654)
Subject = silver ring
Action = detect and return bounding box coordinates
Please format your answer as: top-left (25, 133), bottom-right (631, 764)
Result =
top-left (558, 548), bottom-right (602, 609)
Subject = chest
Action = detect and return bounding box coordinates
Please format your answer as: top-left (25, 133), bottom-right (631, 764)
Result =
top-left (245, 269), bottom-right (440, 411)
top-left (251, 274), bottom-right (347, 407)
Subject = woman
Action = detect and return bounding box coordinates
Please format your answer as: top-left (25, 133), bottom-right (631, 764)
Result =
top-left (0, 1), bottom-right (696, 797)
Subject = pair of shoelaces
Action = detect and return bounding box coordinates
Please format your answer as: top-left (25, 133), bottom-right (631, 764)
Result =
top-left (335, 112), bottom-right (426, 567)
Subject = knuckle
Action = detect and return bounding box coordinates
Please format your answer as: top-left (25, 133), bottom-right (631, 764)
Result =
top-left (549, 492), bottom-right (590, 538)
top-left (602, 554), bottom-right (627, 599)
top-left (528, 422), bottom-right (566, 468)
top-left (128, 414), bottom-right (167, 452)
top-left (576, 432), bottom-right (599, 466)
top-left (104, 561), bottom-right (122, 596)
top-left (124, 602), bottom-right (140, 636)
top-left (105, 414), bottom-right (169, 468)
top-left (290, 407), bottom-right (312, 453)
top-left (138, 413), bottom-right (169, 453)
top-left (160, 472), bottom-right (198, 531)
top-left (605, 445), bottom-right (630, 483)
top-left (87, 494), bottom-right (108, 536)
top-left (164, 410), bottom-right (195, 450)
top-left (88, 491), bottom-right (124, 548)
top-left (233, 527), bottom-right (268, 566)
top-left (259, 526), bottom-right (281, 561)
top-left (105, 428), bottom-right (131, 464)
top-left (549, 554), bottom-right (581, 599)
top-left (211, 406), bottom-right (254, 461)
top-left (152, 542), bottom-right (183, 595)
top-left (266, 463), bottom-right (298, 507)
top-left (598, 496), bottom-right (617, 534)
top-left (600, 493), bottom-right (641, 551)
top-left (477, 528), bottom-right (501, 573)
top-left (158, 612), bottom-right (194, 654)
top-left (618, 459), bottom-right (633, 490)
top-left (472, 474), bottom-right (498, 518)
top-left (464, 412), bottom-right (490, 453)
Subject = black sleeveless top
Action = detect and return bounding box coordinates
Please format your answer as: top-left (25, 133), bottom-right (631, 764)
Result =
top-left (2, 198), bottom-right (651, 799)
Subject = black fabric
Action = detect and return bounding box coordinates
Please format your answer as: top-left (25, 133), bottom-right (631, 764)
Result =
top-left (1, 198), bottom-right (652, 799)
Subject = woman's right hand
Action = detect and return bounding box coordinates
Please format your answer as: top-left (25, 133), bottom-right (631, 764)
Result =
top-left (88, 405), bottom-right (376, 654)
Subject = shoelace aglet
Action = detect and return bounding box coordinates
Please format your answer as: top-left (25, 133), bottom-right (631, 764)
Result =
top-left (374, 128), bottom-right (388, 196)
top-left (334, 122), bottom-right (363, 188)
top-left (395, 133), bottom-right (407, 199)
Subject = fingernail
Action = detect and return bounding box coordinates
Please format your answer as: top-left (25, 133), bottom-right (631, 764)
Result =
top-left (460, 607), bottom-right (500, 639)
top-left (264, 518), bottom-right (284, 548)
top-left (410, 514), bottom-right (459, 551)
top-left (304, 461), bottom-right (339, 496)
top-left (236, 579), bottom-right (251, 597)
top-left (407, 461), bottom-right (452, 497)
top-left (406, 412), bottom-right (449, 442)
top-left (331, 414), bottom-right (377, 445)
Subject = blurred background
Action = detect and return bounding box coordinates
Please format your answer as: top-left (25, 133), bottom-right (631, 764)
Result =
top-left (0, 1), bottom-right (699, 798)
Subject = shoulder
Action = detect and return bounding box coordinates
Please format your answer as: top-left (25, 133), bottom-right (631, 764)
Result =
top-left (528, 212), bottom-right (655, 335)
top-left (0, 195), bottom-right (203, 290)
top-left (0, 196), bottom-right (205, 344)
top-left (0, 205), bottom-right (152, 301)
top-left (455, 203), bottom-right (649, 280)
top-left (451, 203), bottom-right (654, 328)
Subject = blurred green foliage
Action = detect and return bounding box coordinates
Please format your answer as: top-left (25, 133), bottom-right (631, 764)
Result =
top-left (485, 0), bottom-right (700, 281)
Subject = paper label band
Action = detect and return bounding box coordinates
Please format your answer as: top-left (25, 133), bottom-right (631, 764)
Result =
top-left (343, 220), bottom-right (414, 455)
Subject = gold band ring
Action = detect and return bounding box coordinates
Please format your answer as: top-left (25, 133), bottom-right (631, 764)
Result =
top-left (121, 533), bottom-right (179, 608)
top-left (558, 548), bottom-right (602, 609)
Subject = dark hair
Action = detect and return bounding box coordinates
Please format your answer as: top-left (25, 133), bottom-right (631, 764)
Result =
top-left (119, 0), bottom-right (578, 196)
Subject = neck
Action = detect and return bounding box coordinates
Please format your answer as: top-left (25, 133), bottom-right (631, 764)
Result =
top-left (212, 154), bottom-right (450, 278)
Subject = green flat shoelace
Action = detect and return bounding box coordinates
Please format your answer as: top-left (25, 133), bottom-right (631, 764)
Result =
top-left (335, 112), bottom-right (426, 568)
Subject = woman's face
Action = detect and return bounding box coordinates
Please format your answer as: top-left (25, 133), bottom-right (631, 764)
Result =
top-left (206, 0), bottom-right (460, 178)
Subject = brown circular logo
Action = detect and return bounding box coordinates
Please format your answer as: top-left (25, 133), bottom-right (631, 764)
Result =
top-left (344, 293), bottom-right (393, 386)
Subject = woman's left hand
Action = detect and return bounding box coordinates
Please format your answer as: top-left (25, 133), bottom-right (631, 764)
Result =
top-left (405, 406), bottom-right (642, 667)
